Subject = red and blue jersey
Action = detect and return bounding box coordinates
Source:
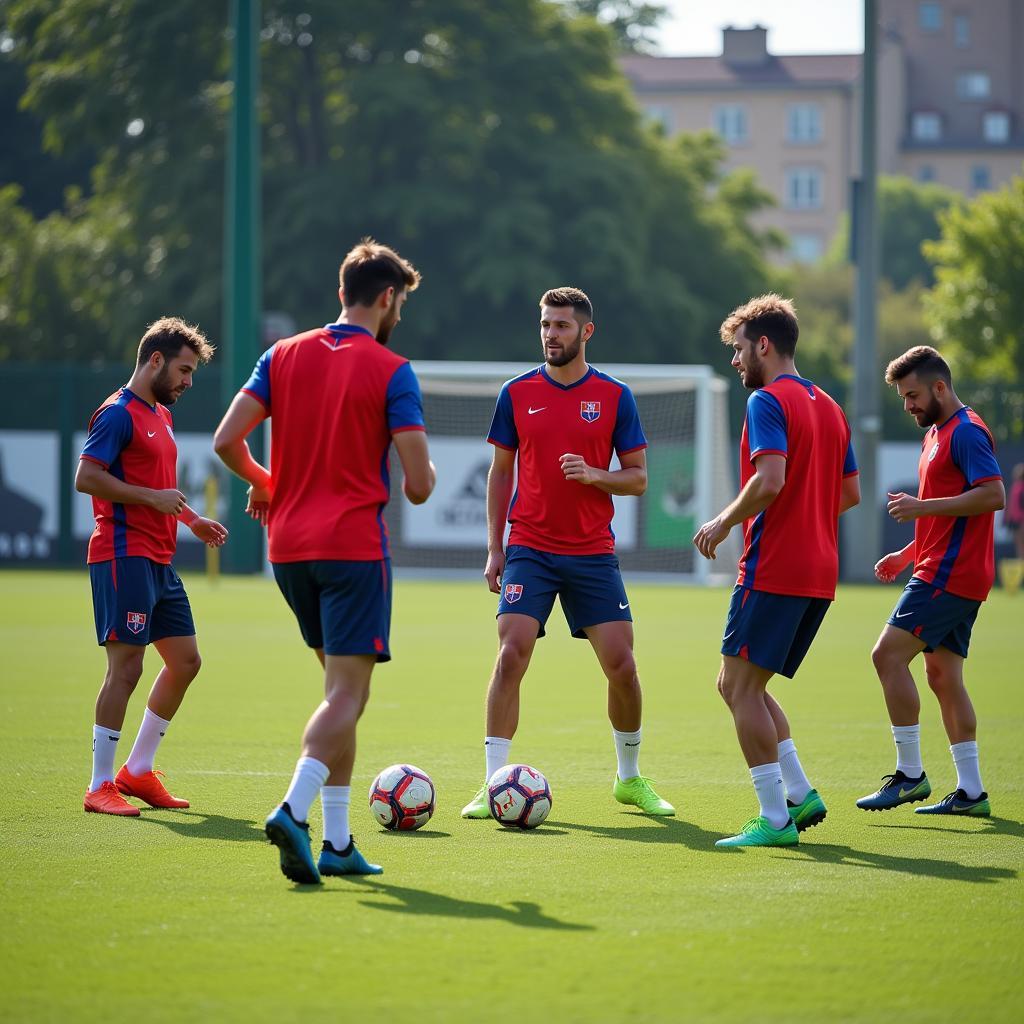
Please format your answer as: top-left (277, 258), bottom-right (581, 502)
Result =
top-left (487, 365), bottom-right (647, 556)
top-left (80, 388), bottom-right (179, 565)
top-left (241, 323), bottom-right (425, 563)
top-left (736, 375), bottom-right (857, 600)
top-left (911, 407), bottom-right (1001, 602)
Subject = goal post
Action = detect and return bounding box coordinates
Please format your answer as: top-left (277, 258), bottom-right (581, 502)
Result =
top-left (384, 361), bottom-right (740, 583)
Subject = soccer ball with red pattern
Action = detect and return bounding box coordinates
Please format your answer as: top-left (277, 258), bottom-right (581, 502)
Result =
top-left (368, 764), bottom-right (435, 831)
top-left (487, 764), bottom-right (552, 829)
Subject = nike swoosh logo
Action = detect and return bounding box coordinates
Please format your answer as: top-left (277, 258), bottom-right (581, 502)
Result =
top-left (895, 611), bottom-right (913, 618)
top-left (619, 602), bottom-right (629, 609)
top-left (897, 784), bottom-right (921, 797)
top-left (528, 407), bottom-right (546, 414)
top-left (147, 431), bottom-right (157, 437)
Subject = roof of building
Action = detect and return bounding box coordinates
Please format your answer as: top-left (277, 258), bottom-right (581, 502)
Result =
top-left (621, 53), bottom-right (862, 92)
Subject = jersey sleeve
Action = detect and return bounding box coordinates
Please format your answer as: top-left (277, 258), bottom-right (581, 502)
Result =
top-left (386, 361), bottom-right (426, 433)
top-left (487, 383), bottom-right (518, 451)
top-left (80, 405), bottom-right (133, 468)
top-left (745, 390), bottom-right (788, 461)
top-left (951, 422), bottom-right (1002, 486)
top-left (613, 386), bottom-right (647, 455)
top-left (843, 437), bottom-right (859, 477)
top-left (241, 345), bottom-right (275, 411)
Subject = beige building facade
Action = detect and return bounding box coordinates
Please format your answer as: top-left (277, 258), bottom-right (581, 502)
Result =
top-left (621, 0), bottom-right (1024, 263)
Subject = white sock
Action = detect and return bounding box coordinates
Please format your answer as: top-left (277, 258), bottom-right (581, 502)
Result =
top-left (613, 727), bottom-right (642, 781)
top-left (125, 707), bottom-right (171, 776)
top-left (282, 756), bottom-right (329, 822)
top-left (321, 786), bottom-right (351, 851)
top-left (90, 725), bottom-right (121, 791)
top-left (950, 741), bottom-right (984, 799)
top-left (485, 736), bottom-right (511, 782)
top-left (750, 762), bottom-right (789, 829)
top-left (892, 724), bottom-right (923, 777)
top-left (778, 738), bottom-right (812, 804)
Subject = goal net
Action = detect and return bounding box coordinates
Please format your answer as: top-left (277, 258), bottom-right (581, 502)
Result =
top-left (384, 362), bottom-right (740, 582)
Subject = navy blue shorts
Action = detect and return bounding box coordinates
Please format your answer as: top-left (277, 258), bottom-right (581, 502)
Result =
top-left (887, 578), bottom-right (980, 659)
top-left (273, 560), bottom-right (392, 661)
top-left (497, 544), bottom-right (631, 639)
top-left (721, 585), bottom-right (831, 679)
top-left (90, 557), bottom-right (195, 647)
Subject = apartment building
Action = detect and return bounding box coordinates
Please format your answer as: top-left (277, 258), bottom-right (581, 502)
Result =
top-left (621, 0), bottom-right (1024, 262)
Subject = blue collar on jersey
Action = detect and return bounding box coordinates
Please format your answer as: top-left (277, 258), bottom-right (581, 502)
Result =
top-left (323, 322), bottom-right (376, 341)
top-left (934, 405), bottom-right (969, 432)
top-left (539, 364), bottom-right (594, 390)
top-left (121, 386), bottom-right (157, 412)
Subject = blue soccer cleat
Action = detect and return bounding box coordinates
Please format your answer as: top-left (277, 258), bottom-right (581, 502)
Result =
top-left (915, 789), bottom-right (991, 817)
top-left (856, 771), bottom-right (931, 811)
top-left (265, 802), bottom-right (321, 885)
top-left (318, 838), bottom-right (384, 876)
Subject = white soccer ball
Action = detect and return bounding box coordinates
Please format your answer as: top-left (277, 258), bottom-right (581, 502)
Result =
top-left (368, 763), bottom-right (435, 831)
top-left (487, 763), bottom-right (552, 829)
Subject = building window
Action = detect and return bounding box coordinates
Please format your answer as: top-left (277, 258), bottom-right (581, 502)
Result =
top-left (785, 167), bottom-right (823, 210)
top-left (982, 111), bottom-right (1010, 143)
top-left (790, 233), bottom-right (823, 263)
top-left (643, 105), bottom-right (674, 134)
top-left (917, 164), bottom-right (936, 183)
top-left (911, 112), bottom-right (942, 141)
top-left (956, 72), bottom-right (991, 100)
top-left (953, 14), bottom-right (970, 48)
top-left (787, 103), bottom-right (822, 143)
top-left (971, 164), bottom-right (991, 191)
top-left (714, 105), bottom-right (748, 144)
top-left (919, 2), bottom-right (942, 31)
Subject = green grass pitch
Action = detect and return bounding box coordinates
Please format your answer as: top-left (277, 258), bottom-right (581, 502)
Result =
top-left (0, 571), bottom-right (1020, 1023)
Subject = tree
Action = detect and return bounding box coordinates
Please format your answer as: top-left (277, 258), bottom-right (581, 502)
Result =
top-left (559, 0), bottom-right (667, 53)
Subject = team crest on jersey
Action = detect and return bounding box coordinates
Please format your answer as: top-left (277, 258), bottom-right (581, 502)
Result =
top-left (580, 401), bottom-right (601, 423)
top-left (504, 583), bottom-right (524, 604)
top-left (126, 612), bottom-right (147, 635)
top-left (928, 442), bottom-right (940, 462)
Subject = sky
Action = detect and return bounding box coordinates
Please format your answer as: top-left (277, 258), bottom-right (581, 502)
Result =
top-left (652, 0), bottom-right (864, 56)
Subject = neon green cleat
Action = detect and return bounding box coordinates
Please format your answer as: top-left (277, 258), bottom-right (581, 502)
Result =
top-left (613, 775), bottom-right (675, 816)
top-left (787, 788), bottom-right (828, 832)
top-left (460, 784), bottom-right (491, 819)
top-left (716, 815), bottom-right (799, 848)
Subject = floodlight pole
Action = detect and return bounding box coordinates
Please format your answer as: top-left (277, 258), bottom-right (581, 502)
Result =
top-left (221, 0), bottom-right (263, 573)
top-left (846, 0), bottom-right (880, 582)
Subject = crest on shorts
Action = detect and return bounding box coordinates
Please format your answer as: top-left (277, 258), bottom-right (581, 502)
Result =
top-left (126, 611), bottom-right (147, 635)
top-left (928, 441), bottom-right (940, 462)
top-left (580, 400), bottom-right (601, 423)
top-left (504, 583), bottom-right (524, 604)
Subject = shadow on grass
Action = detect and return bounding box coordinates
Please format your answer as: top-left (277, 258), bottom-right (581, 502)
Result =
top-left (342, 878), bottom-right (594, 931)
top-left (135, 809), bottom-right (265, 843)
top-left (868, 815), bottom-right (1024, 840)
top-left (374, 829), bottom-right (452, 839)
top-left (546, 815), bottom-right (736, 852)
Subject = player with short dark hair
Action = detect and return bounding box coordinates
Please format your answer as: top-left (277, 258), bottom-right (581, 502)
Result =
top-left (214, 238), bottom-right (435, 884)
top-left (858, 345), bottom-right (1004, 816)
top-left (76, 317), bottom-right (226, 816)
top-left (694, 294), bottom-right (860, 848)
top-left (460, 286), bottom-right (675, 820)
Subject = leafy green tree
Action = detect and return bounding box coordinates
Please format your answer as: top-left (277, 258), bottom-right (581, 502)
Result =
top-left (560, 0), bottom-right (667, 53)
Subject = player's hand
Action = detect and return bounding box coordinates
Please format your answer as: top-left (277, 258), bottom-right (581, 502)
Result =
top-left (484, 549), bottom-right (505, 594)
top-left (693, 515), bottom-right (730, 560)
top-left (887, 491), bottom-right (925, 524)
top-left (246, 483), bottom-right (272, 527)
top-left (560, 453), bottom-right (597, 486)
top-left (874, 551), bottom-right (910, 583)
top-left (190, 517), bottom-right (228, 548)
top-left (151, 488), bottom-right (188, 515)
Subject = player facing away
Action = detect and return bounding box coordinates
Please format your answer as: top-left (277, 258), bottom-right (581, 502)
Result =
top-left (213, 239), bottom-right (435, 885)
top-left (460, 286), bottom-right (675, 820)
top-left (76, 318), bottom-right (227, 816)
top-left (693, 295), bottom-right (860, 848)
top-left (858, 346), bottom-right (1004, 816)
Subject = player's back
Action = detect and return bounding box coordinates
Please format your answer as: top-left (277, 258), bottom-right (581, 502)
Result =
top-left (246, 324), bottom-right (421, 563)
top-left (738, 375), bottom-right (854, 599)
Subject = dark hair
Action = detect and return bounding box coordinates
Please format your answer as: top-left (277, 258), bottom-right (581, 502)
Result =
top-left (339, 237), bottom-right (420, 307)
top-left (540, 286), bottom-right (593, 322)
top-left (719, 293), bottom-right (799, 357)
top-left (884, 345), bottom-right (952, 386)
top-left (137, 317), bottom-right (214, 367)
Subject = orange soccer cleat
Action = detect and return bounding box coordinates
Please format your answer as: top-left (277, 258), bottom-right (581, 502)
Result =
top-left (84, 780), bottom-right (141, 816)
top-left (115, 765), bottom-right (190, 809)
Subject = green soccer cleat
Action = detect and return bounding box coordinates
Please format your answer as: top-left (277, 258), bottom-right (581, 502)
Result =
top-left (787, 788), bottom-right (827, 832)
top-left (715, 815), bottom-right (799, 848)
top-left (613, 775), bottom-right (675, 816)
top-left (460, 784), bottom-right (491, 819)
top-left (915, 789), bottom-right (991, 817)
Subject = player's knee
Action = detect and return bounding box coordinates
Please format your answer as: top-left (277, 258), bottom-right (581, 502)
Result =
top-left (178, 650), bottom-right (202, 682)
top-left (495, 641), bottom-right (531, 682)
top-left (925, 663), bottom-right (956, 696)
top-left (108, 655), bottom-right (145, 691)
top-left (605, 652), bottom-right (637, 690)
top-left (871, 640), bottom-right (896, 678)
top-left (718, 673), bottom-right (737, 708)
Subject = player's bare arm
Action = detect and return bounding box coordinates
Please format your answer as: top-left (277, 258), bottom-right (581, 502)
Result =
top-left (213, 392), bottom-right (272, 492)
top-left (875, 540), bottom-right (915, 583)
top-left (559, 449), bottom-right (647, 496)
top-left (75, 458), bottom-right (187, 515)
top-left (840, 473), bottom-right (861, 514)
top-left (484, 445), bottom-right (516, 593)
top-left (693, 453), bottom-right (786, 560)
top-left (392, 429), bottom-right (435, 505)
top-left (886, 478), bottom-right (1005, 524)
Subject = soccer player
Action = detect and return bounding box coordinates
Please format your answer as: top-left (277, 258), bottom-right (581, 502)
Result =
top-left (77, 317), bottom-right (226, 816)
top-left (460, 286), bottom-right (675, 820)
top-left (693, 295), bottom-right (860, 848)
top-left (213, 239), bottom-right (435, 885)
top-left (858, 346), bottom-right (1004, 816)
